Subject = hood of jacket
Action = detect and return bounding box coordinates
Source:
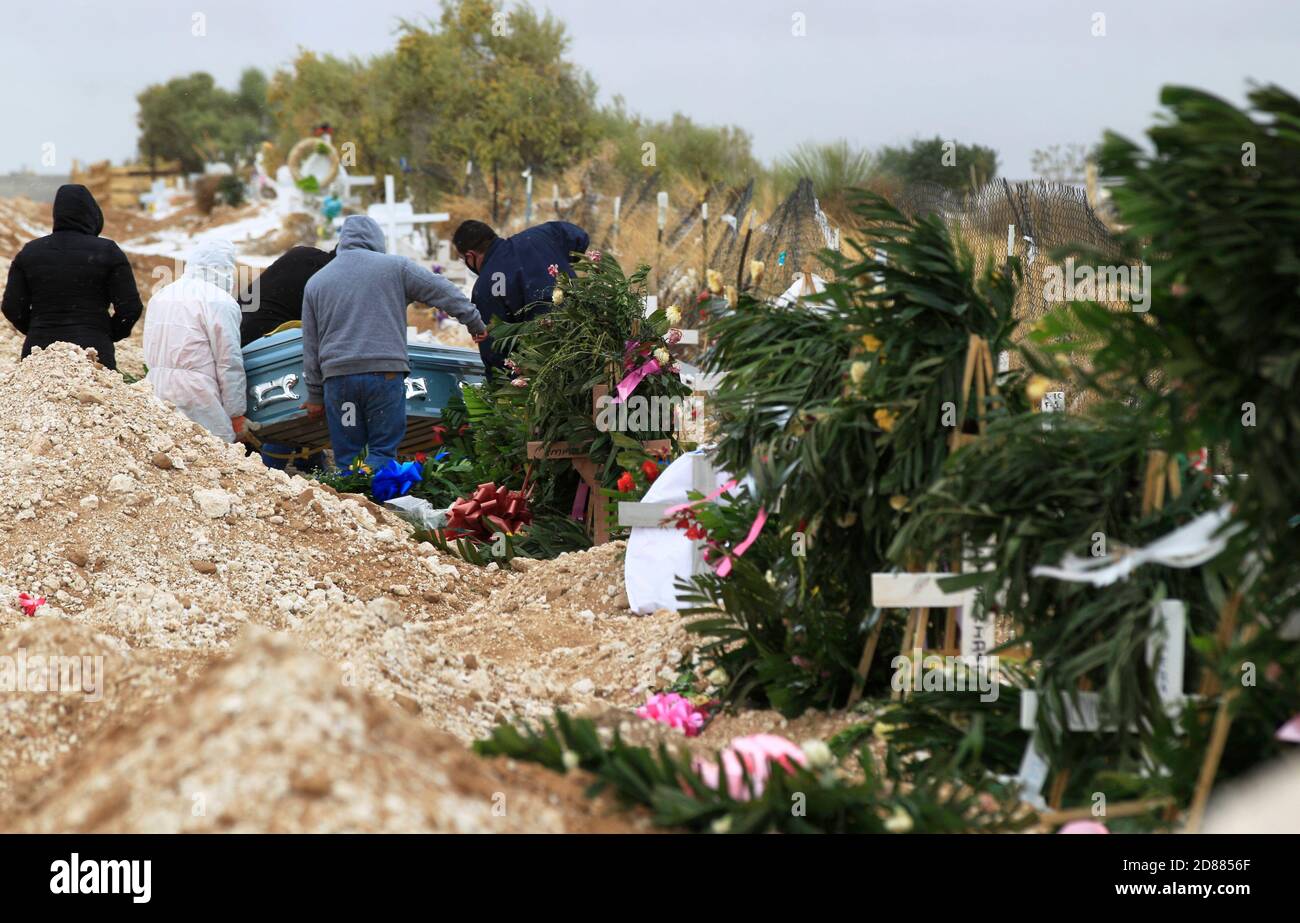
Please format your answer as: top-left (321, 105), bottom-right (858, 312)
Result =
top-left (183, 239), bottom-right (238, 295)
top-left (337, 216), bottom-right (387, 254)
top-left (51, 184), bottom-right (104, 235)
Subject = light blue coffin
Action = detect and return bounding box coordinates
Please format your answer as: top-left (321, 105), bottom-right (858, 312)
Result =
top-left (240, 328), bottom-right (484, 444)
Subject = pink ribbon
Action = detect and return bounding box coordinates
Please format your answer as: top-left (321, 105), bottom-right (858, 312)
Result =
top-left (611, 358), bottom-right (661, 404)
top-left (714, 507), bottom-right (768, 577)
top-left (571, 482), bottom-right (590, 520)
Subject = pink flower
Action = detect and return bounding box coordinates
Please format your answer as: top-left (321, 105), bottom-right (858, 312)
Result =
top-left (18, 592), bottom-right (45, 617)
top-left (665, 328), bottom-right (683, 345)
top-left (1058, 820), bottom-right (1109, 834)
top-left (692, 734), bottom-right (809, 801)
top-left (585, 249), bottom-right (602, 262)
top-left (510, 377), bottom-right (529, 388)
top-left (1276, 714), bottom-right (1300, 743)
top-left (636, 692), bottom-right (708, 737)
top-left (547, 263), bottom-right (559, 278)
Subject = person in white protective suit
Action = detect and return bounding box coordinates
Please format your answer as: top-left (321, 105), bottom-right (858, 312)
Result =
top-left (143, 239), bottom-right (247, 442)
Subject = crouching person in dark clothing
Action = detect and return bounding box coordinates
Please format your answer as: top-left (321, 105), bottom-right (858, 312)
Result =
top-left (239, 245), bottom-right (334, 346)
top-left (1, 184), bottom-right (143, 369)
top-left (239, 245), bottom-right (334, 471)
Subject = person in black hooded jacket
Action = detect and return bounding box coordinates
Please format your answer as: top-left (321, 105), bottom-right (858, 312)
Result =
top-left (238, 245), bottom-right (334, 346)
top-left (1, 184), bottom-right (143, 370)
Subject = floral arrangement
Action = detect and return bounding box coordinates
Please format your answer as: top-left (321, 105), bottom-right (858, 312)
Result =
top-left (676, 193), bottom-right (1025, 715)
top-left (475, 711), bottom-right (1032, 833)
top-left (491, 252), bottom-right (690, 488)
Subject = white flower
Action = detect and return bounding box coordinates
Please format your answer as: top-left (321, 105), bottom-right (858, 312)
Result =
top-left (801, 740), bottom-right (833, 769)
top-left (666, 304), bottom-right (683, 325)
top-left (706, 667), bottom-right (729, 686)
top-left (884, 805), bottom-right (914, 833)
top-left (654, 347), bottom-right (671, 365)
top-left (850, 361), bottom-right (868, 384)
top-left (561, 750), bottom-right (580, 770)
top-left (710, 815), bottom-right (733, 834)
top-left (552, 285), bottom-right (565, 305)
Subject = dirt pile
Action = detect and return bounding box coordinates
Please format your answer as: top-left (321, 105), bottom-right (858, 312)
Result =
top-left (0, 342), bottom-right (483, 627)
top-left (0, 615), bottom-right (206, 818)
top-left (0, 335), bottom-right (832, 834)
top-left (6, 626), bottom-right (641, 833)
top-left (292, 543), bottom-right (691, 742)
top-left (0, 197), bottom-right (50, 259)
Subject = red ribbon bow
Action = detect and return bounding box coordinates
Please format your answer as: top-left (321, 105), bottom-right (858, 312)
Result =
top-left (445, 482), bottom-right (533, 542)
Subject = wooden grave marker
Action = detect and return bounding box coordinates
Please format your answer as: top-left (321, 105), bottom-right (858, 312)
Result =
top-left (525, 374), bottom-right (671, 545)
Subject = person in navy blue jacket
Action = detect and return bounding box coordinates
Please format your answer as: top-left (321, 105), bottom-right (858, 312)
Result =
top-left (451, 218), bottom-right (589, 370)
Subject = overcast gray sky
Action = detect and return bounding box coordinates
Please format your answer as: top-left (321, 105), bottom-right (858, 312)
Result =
top-left (2, 0), bottom-right (1298, 178)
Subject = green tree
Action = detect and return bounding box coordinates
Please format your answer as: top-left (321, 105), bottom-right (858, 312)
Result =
top-left (877, 136), bottom-right (998, 191)
top-left (598, 100), bottom-right (758, 188)
top-left (137, 70), bottom-right (272, 172)
top-left (267, 50), bottom-right (398, 180)
top-left (390, 0), bottom-right (598, 219)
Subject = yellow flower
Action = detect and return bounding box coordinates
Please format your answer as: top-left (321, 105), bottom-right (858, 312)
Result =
top-left (873, 408), bottom-right (897, 432)
top-left (889, 495), bottom-right (908, 511)
top-left (861, 334), bottom-right (882, 353)
top-left (706, 268), bottom-right (723, 294)
top-left (665, 304), bottom-right (682, 325)
top-left (552, 285), bottom-right (565, 305)
top-left (724, 284), bottom-right (737, 306)
top-left (748, 260), bottom-right (765, 287)
top-left (1026, 375), bottom-right (1052, 403)
top-left (849, 360), bottom-right (868, 384)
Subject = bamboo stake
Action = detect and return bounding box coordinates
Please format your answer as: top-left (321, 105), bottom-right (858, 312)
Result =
top-left (1185, 689), bottom-right (1237, 833)
top-left (1040, 797), bottom-right (1175, 827)
top-left (847, 612), bottom-right (886, 707)
top-left (1186, 603), bottom-right (1256, 831)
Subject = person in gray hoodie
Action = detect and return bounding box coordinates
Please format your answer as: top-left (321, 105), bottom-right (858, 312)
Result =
top-left (301, 215), bottom-right (486, 468)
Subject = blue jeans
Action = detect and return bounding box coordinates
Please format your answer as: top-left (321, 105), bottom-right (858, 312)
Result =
top-left (323, 372), bottom-right (407, 469)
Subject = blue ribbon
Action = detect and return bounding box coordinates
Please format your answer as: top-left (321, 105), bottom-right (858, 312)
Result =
top-left (371, 459), bottom-right (423, 502)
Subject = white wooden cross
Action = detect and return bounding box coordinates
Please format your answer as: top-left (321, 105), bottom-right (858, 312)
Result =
top-left (871, 571), bottom-right (987, 663)
top-left (863, 570), bottom-right (990, 704)
top-left (339, 172), bottom-right (375, 206)
top-left (643, 294), bottom-right (717, 388)
top-left (617, 452), bottom-right (717, 576)
top-left (364, 175), bottom-right (450, 254)
top-left (1012, 599), bottom-right (1189, 807)
top-left (1019, 599), bottom-right (1188, 733)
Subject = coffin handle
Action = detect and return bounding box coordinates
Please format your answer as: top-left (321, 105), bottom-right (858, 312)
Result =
top-left (252, 373), bottom-right (300, 410)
